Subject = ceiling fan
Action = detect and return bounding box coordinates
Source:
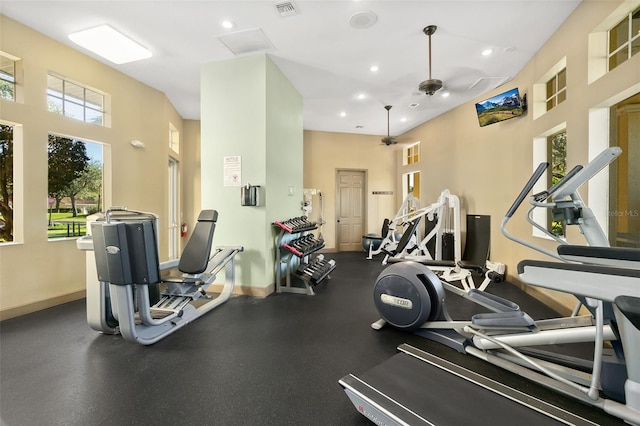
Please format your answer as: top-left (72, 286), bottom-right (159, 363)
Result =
top-left (381, 105), bottom-right (397, 146)
top-left (418, 25), bottom-right (443, 96)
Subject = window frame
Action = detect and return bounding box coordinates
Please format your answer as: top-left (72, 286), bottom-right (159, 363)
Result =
top-left (0, 51), bottom-right (18, 102)
top-left (405, 142), bottom-right (420, 165)
top-left (46, 133), bottom-right (104, 241)
top-left (547, 129), bottom-right (567, 237)
top-left (607, 5), bottom-right (640, 71)
top-left (47, 73), bottom-right (106, 126)
top-left (545, 67), bottom-right (567, 112)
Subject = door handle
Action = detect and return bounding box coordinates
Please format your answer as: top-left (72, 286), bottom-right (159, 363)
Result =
top-left (337, 219), bottom-right (340, 223)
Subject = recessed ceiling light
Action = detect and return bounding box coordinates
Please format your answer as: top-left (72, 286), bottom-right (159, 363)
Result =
top-left (441, 91), bottom-right (450, 98)
top-left (370, 65), bottom-right (379, 72)
top-left (340, 111), bottom-right (346, 117)
top-left (482, 49), bottom-right (494, 56)
top-left (356, 93), bottom-right (366, 100)
top-left (401, 117), bottom-right (407, 122)
top-left (221, 20), bottom-right (234, 29)
top-left (68, 24), bottom-right (152, 64)
top-left (408, 103), bottom-right (419, 108)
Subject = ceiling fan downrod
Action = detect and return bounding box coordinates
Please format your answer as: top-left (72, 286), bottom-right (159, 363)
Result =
top-left (382, 105), bottom-right (396, 145)
top-left (419, 25), bottom-right (443, 96)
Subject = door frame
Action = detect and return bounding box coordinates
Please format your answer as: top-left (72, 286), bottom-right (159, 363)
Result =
top-left (335, 168), bottom-right (368, 251)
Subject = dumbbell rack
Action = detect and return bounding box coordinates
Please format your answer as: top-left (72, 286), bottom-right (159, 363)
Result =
top-left (273, 217), bottom-right (335, 295)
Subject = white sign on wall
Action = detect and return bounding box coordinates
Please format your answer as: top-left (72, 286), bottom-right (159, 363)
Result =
top-left (223, 155), bottom-right (241, 187)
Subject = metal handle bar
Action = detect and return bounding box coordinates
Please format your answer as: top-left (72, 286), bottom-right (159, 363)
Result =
top-left (505, 162), bottom-right (548, 218)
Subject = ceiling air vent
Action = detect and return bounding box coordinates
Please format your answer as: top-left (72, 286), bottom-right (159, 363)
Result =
top-left (218, 28), bottom-right (274, 56)
top-left (275, 1), bottom-right (299, 17)
top-left (468, 76), bottom-right (510, 91)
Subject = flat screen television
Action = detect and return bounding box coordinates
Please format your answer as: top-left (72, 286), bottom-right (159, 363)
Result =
top-left (475, 88), bottom-right (525, 127)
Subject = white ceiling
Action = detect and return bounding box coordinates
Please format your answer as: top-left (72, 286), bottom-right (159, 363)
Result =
top-left (0, 0), bottom-right (582, 138)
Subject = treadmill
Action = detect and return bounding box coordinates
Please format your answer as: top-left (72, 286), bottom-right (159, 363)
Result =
top-left (339, 344), bottom-right (600, 426)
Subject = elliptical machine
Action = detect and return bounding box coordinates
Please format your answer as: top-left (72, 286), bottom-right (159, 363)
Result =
top-left (370, 147), bottom-right (640, 424)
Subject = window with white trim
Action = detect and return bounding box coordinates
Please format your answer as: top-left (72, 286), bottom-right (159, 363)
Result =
top-left (405, 142), bottom-right (420, 165)
top-left (548, 129), bottom-right (567, 236)
top-left (0, 52), bottom-right (17, 101)
top-left (608, 5), bottom-right (640, 72)
top-left (546, 68), bottom-right (566, 112)
top-left (47, 134), bottom-right (104, 239)
top-left (47, 73), bottom-right (106, 126)
top-left (169, 123), bottom-right (180, 153)
top-left (532, 57), bottom-right (566, 119)
top-left (0, 123), bottom-right (15, 242)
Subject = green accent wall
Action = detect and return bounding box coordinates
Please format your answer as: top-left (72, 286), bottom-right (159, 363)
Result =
top-left (200, 54), bottom-right (303, 290)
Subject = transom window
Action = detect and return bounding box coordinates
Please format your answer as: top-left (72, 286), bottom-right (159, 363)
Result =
top-left (0, 52), bottom-right (17, 101)
top-left (47, 73), bottom-right (105, 125)
top-left (405, 142), bottom-right (420, 165)
top-left (608, 5), bottom-right (640, 71)
top-left (169, 122), bottom-right (180, 153)
top-left (546, 68), bottom-right (566, 111)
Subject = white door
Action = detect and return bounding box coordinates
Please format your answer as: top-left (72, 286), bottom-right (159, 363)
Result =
top-left (336, 170), bottom-right (365, 251)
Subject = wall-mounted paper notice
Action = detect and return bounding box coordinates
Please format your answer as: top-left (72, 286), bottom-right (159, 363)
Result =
top-left (223, 155), bottom-right (242, 187)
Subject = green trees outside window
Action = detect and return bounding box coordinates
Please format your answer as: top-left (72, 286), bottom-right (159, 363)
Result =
top-left (0, 124), bottom-right (13, 242)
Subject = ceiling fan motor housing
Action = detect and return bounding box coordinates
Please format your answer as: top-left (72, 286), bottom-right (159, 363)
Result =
top-left (419, 78), bottom-right (443, 96)
top-left (382, 136), bottom-right (397, 145)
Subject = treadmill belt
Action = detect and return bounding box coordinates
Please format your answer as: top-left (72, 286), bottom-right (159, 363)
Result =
top-left (354, 349), bottom-right (597, 426)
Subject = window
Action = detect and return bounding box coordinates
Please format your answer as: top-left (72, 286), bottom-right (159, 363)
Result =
top-left (546, 67), bottom-right (566, 111)
top-left (608, 5), bottom-right (640, 71)
top-left (548, 130), bottom-right (567, 236)
top-left (47, 134), bottom-right (103, 239)
top-left (0, 124), bottom-right (14, 242)
top-left (405, 171), bottom-right (420, 201)
top-left (169, 123), bottom-right (180, 153)
top-left (0, 52), bottom-right (17, 101)
top-left (405, 142), bottom-right (420, 165)
top-left (532, 57), bottom-right (566, 119)
top-left (47, 74), bottom-right (105, 125)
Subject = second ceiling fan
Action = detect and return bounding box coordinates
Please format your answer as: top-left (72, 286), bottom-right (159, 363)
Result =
top-left (381, 105), bottom-right (397, 146)
top-left (419, 25), bottom-right (443, 96)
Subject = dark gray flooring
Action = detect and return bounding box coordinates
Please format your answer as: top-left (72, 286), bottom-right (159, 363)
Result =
top-left (0, 252), bottom-right (625, 425)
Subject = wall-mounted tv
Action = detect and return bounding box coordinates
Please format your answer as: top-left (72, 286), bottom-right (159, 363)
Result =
top-left (475, 88), bottom-right (525, 127)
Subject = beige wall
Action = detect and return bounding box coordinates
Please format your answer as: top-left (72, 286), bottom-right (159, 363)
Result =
top-left (0, 16), bottom-right (187, 318)
top-left (303, 131), bottom-right (398, 250)
top-left (2, 0), bottom-right (639, 318)
top-left (395, 0), bottom-right (640, 312)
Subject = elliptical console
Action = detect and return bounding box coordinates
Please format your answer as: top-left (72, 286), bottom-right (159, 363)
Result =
top-left (373, 262), bottom-right (445, 330)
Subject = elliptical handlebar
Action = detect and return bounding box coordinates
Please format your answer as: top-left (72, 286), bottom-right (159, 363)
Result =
top-left (501, 161), bottom-right (561, 260)
top-left (505, 162), bottom-right (549, 219)
top-left (533, 165), bottom-right (583, 203)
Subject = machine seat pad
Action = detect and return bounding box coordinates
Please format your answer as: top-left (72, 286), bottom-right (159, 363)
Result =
top-left (163, 276), bottom-right (203, 285)
top-left (615, 296), bottom-right (640, 330)
top-left (197, 210), bottom-right (219, 222)
top-left (178, 210), bottom-right (218, 275)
